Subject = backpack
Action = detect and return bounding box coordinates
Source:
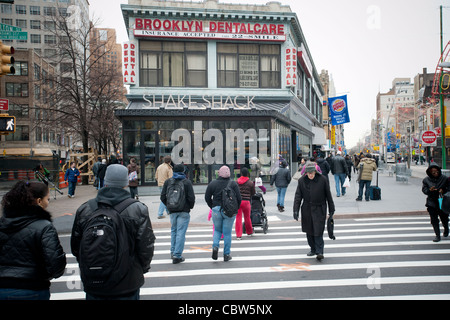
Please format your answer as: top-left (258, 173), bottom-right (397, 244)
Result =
top-left (221, 180), bottom-right (239, 217)
top-left (79, 198), bottom-right (136, 290)
top-left (166, 178), bottom-right (186, 213)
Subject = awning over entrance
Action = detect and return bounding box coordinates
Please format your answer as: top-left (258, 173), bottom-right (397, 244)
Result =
top-left (311, 126), bottom-right (327, 145)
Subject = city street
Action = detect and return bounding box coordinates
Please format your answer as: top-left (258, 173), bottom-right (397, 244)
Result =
top-left (43, 163), bottom-right (450, 300)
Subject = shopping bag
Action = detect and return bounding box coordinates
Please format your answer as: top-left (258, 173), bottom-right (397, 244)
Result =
top-left (343, 177), bottom-right (350, 188)
top-left (255, 177), bottom-right (263, 187)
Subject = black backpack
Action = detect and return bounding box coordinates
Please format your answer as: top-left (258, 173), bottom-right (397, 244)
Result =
top-left (221, 180), bottom-right (239, 217)
top-left (79, 198), bottom-right (136, 290)
top-left (166, 178), bottom-right (186, 213)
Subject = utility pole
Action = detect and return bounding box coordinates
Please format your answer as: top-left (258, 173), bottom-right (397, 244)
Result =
top-left (440, 5), bottom-right (447, 169)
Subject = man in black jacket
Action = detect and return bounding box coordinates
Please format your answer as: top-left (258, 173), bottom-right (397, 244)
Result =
top-left (71, 164), bottom-right (155, 300)
top-left (161, 164), bottom-right (195, 264)
top-left (422, 163), bottom-right (450, 242)
top-left (331, 151), bottom-right (348, 197)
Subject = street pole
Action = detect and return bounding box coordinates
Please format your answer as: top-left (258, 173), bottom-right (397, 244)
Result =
top-left (440, 5), bottom-right (447, 169)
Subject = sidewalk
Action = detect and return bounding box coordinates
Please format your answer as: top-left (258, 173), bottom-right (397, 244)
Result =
top-left (49, 163), bottom-right (430, 233)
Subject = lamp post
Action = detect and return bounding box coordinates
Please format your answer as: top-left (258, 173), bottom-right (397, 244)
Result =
top-left (439, 61), bottom-right (450, 169)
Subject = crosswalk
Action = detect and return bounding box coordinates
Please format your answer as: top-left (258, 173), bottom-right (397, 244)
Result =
top-left (50, 215), bottom-right (450, 300)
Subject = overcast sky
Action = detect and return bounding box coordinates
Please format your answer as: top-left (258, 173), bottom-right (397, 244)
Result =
top-left (89, 0), bottom-right (450, 149)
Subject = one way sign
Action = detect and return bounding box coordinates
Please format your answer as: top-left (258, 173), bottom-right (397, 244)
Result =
top-left (0, 114), bottom-right (16, 135)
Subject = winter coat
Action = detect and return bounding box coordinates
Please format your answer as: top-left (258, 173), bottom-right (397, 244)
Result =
top-left (161, 172), bottom-right (196, 213)
top-left (127, 162), bottom-right (140, 187)
top-left (316, 158), bottom-right (330, 176)
top-left (293, 174), bottom-right (335, 236)
top-left (237, 176), bottom-right (255, 201)
top-left (270, 167), bottom-right (291, 188)
top-left (358, 158), bottom-right (377, 181)
top-left (422, 163), bottom-right (450, 209)
top-left (331, 155), bottom-right (348, 176)
top-left (64, 167), bottom-right (80, 182)
top-left (205, 177), bottom-right (242, 209)
top-left (0, 205), bottom-right (66, 290)
top-left (71, 187), bottom-right (155, 297)
top-left (155, 163), bottom-right (173, 187)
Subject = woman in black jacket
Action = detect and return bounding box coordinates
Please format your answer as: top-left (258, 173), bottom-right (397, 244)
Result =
top-left (0, 181), bottom-right (66, 300)
top-left (422, 163), bottom-right (450, 242)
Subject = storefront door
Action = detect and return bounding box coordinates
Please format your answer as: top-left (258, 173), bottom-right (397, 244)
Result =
top-left (142, 131), bottom-right (157, 184)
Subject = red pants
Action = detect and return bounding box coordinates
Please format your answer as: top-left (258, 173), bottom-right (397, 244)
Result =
top-left (235, 200), bottom-right (253, 237)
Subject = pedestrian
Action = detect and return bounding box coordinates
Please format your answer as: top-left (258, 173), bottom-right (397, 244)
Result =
top-left (155, 156), bottom-right (173, 219)
top-left (236, 167), bottom-right (256, 239)
top-left (64, 162), bottom-right (80, 198)
top-left (421, 163), bottom-right (450, 242)
top-left (345, 155), bottom-right (353, 181)
top-left (161, 164), bottom-right (195, 264)
top-left (92, 156), bottom-right (102, 189)
top-left (127, 157), bottom-right (140, 200)
top-left (97, 159), bottom-right (107, 189)
top-left (205, 165), bottom-right (241, 262)
top-left (293, 163), bottom-right (335, 261)
top-left (249, 157), bottom-right (266, 194)
top-left (331, 151), bottom-right (348, 197)
top-left (0, 181), bottom-right (66, 300)
top-left (71, 164), bottom-right (155, 300)
top-left (270, 160), bottom-right (291, 212)
top-left (355, 154), bottom-right (377, 201)
top-left (316, 155), bottom-right (330, 185)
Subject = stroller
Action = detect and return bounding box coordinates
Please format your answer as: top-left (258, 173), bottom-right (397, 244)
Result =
top-left (244, 193), bottom-right (268, 234)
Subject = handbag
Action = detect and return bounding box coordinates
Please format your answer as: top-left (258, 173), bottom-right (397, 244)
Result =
top-left (343, 176), bottom-right (351, 188)
top-left (255, 177), bottom-right (263, 187)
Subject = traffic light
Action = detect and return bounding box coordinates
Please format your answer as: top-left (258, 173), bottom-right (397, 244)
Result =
top-left (0, 114), bottom-right (15, 135)
top-left (0, 40), bottom-right (15, 76)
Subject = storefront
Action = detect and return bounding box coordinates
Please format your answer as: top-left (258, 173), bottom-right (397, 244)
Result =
top-left (117, 0), bottom-right (324, 185)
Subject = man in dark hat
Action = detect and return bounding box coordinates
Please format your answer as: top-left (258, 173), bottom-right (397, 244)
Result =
top-left (293, 162), bottom-right (335, 261)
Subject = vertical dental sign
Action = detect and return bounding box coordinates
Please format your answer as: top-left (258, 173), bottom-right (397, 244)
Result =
top-left (285, 47), bottom-right (297, 87)
top-left (123, 41), bottom-right (136, 84)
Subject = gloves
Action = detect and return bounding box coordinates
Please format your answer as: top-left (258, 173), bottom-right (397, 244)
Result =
top-left (293, 211), bottom-right (299, 221)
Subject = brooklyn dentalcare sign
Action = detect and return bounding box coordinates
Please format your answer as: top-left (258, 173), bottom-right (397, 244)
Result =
top-left (133, 18), bottom-right (286, 42)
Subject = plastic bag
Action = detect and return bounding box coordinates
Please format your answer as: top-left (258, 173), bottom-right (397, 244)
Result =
top-left (343, 177), bottom-right (350, 188)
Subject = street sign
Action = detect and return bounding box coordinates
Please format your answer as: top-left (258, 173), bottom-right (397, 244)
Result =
top-left (0, 99), bottom-right (8, 111)
top-left (0, 23), bottom-right (27, 41)
top-left (421, 130), bottom-right (437, 146)
top-left (0, 114), bottom-right (15, 134)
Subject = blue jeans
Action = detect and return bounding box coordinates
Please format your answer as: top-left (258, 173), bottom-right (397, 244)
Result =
top-left (212, 206), bottom-right (236, 256)
top-left (170, 211), bottom-right (190, 258)
top-left (68, 181), bottom-right (77, 196)
top-left (358, 180), bottom-right (372, 200)
top-left (158, 186), bottom-right (168, 217)
top-left (334, 173), bottom-right (346, 196)
top-left (0, 288), bottom-right (50, 300)
top-left (276, 187), bottom-right (287, 207)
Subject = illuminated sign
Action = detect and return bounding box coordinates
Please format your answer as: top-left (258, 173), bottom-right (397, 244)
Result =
top-left (133, 19), bottom-right (286, 42)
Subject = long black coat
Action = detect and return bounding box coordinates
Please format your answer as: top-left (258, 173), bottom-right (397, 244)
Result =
top-left (293, 173), bottom-right (335, 236)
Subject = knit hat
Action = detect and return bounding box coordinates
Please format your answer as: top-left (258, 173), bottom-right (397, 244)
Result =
top-left (104, 164), bottom-right (129, 188)
top-left (173, 164), bottom-right (185, 173)
top-left (218, 165), bottom-right (230, 178)
top-left (305, 162), bottom-right (317, 173)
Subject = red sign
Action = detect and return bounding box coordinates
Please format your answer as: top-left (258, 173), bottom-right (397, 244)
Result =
top-left (123, 42), bottom-right (136, 85)
top-left (421, 130), bottom-right (437, 145)
top-left (0, 99), bottom-right (8, 111)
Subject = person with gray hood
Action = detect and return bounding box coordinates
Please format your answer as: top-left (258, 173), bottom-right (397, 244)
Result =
top-left (71, 164), bottom-right (155, 300)
top-left (422, 163), bottom-right (450, 242)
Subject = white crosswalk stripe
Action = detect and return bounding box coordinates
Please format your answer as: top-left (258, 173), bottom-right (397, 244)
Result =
top-left (50, 216), bottom-right (450, 300)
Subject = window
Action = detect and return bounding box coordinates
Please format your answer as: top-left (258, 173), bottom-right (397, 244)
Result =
top-left (12, 61), bottom-right (28, 76)
top-left (30, 6), bottom-right (40, 15)
top-left (6, 83), bottom-right (29, 97)
top-left (15, 5), bottom-right (26, 15)
top-left (30, 34), bottom-right (41, 44)
top-left (44, 7), bottom-right (56, 16)
top-left (6, 125), bottom-right (29, 142)
top-left (140, 41), bottom-right (207, 87)
top-left (30, 20), bottom-right (40, 29)
top-left (217, 43), bottom-right (280, 88)
top-left (16, 19), bottom-right (27, 29)
top-left (44, 35), bottom-right (57, 44)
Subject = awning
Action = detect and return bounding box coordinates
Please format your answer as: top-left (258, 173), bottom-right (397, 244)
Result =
top-left (2, 148), bottom-right (54, 156)
top-left (312, 126), bottom-right (327, 145)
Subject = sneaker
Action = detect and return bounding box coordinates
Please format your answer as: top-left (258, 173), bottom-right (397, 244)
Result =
top-left (172, 257), bottom-right (185, 264)
top-left (212, 247), bottom-right (218, 260)
top-left (236, 237), bottom-right (242, 240)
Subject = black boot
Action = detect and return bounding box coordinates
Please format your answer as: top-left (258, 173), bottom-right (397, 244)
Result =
top-left (432, 223), bottom-right (441, 242)
top-left (444, 224), bottom-right (449, 238)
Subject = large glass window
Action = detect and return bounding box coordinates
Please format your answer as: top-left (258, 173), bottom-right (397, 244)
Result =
top-left (217, 43), bottom-right (280, 88)
top-left (140, 41), bottom-right (207, 87)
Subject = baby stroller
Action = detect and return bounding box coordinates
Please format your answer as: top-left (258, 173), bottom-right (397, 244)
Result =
top-left (244, 192), bottom-right (268, 234)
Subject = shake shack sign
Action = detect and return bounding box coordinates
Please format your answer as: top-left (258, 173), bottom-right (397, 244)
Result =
top-left (133, 18), bottom-right (286, 42)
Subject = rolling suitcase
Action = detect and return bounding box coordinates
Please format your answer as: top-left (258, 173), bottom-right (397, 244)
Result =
top-left (369, 171), bottom-right (381, 200)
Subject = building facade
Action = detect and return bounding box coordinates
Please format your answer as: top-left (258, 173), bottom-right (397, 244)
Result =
top-left (117, 0), bottom-right (326, 185)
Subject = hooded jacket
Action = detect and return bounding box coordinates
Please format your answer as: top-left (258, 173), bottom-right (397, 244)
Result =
top-left (422, 163), bottom-right (450, 209)
top-left (237, 176), bottom-right (255, 201)
top-left (71, 187), bottom-right (155, 297)
top-left (0, 205), bottom-right (66, 290)
top-left (205, 177), bottom-right (242, 209)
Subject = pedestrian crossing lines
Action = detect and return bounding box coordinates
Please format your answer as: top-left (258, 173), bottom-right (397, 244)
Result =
top-left (50, 215), bottom-right (450, 300)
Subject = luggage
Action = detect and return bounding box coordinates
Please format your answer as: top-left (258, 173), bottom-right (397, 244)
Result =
top-left (369, 171), bottom-right (381, 200)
